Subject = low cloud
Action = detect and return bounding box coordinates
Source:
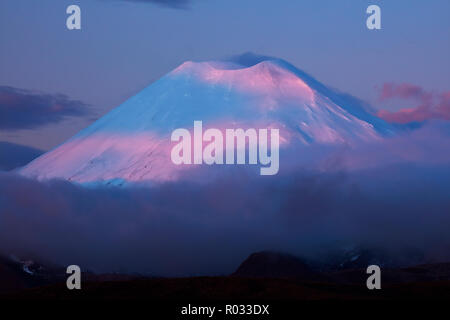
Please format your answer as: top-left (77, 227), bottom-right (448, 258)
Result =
top-left (0, 122), bottom-right (449, 276)
top-left (377, 83), bottom-right (450, 123)
top-left (0, 86), bottom-right (89, 130)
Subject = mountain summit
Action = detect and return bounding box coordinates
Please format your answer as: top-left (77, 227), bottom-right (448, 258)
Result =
top-left (20, 56), bottom-right (391, 184)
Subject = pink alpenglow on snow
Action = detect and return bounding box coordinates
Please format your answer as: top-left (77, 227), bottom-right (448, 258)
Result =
top-left (19, 133), bottom-right (184, 183)
top-left (20, 58), bottom-right (392, 185)
top-left (172, 60), bottom-right (315, 108)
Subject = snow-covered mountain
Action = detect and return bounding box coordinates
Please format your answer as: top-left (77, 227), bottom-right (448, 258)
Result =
top-left (20, 57), bottom-right (392, 184)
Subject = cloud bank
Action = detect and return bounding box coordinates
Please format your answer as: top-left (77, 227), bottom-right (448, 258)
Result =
top-left (0, 86), bottom-right (89, 130)
top-left (0, 122), bottom-right (449, 276)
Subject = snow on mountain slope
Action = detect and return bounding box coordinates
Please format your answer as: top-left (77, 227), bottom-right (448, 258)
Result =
top-left (20, 58), bottom-right (393, 184)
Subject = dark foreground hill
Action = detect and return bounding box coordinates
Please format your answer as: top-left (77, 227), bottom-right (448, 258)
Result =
top-left (232, 251), bottom-right (323, 280)
top-left (1, 276), bottom-right (450, 301)
top-left (1, 251), bottom-right (450, 300)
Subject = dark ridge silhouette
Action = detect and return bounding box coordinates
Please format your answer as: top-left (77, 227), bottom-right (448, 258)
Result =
top-left (232, 251), bottom-right (323, 280)
top-left (1, 252), bottom-right (450, 300)
top-left (0, 142), bottom-right (44, 171)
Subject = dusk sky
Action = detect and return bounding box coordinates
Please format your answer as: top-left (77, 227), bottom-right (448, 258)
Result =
top-left (1, 1), bottom-right (450, 279)
top-left (1, 0), bottom-right (449, 150)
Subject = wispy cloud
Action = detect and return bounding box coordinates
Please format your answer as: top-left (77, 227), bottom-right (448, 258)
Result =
top-left (0, 86), bottom-right (89, 130)
top-left (108, 0), bottom-right (193, 9)
top-left (377, 83), bottom-right (450, 123)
